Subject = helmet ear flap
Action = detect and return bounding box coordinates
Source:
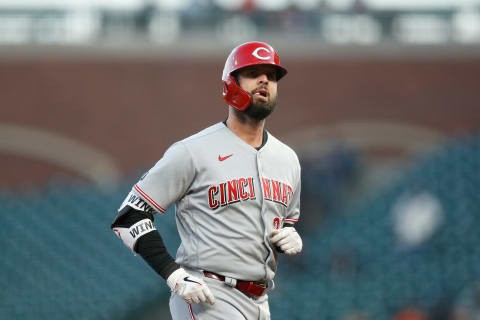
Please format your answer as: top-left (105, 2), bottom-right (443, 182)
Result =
top-left (223, 75), bottom-right (251, 111)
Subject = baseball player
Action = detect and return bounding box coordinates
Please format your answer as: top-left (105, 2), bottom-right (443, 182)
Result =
top-left (111, 41), bottom-right (302, 320)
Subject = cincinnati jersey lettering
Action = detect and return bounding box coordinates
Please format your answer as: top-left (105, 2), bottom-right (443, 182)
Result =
top-left (261, 177), bottom-right (293, 208)
top-left (208, 177), bottom-right (256, 210)
top-left (207, 177), bottom-right (294, 210)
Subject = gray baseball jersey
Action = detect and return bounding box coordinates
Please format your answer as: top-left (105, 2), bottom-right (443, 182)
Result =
top-left (120, 122), bottom-right (301, 282)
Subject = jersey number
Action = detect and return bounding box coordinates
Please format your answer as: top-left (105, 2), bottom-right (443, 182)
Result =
top-left (273, 217), bottom-right (285, 230)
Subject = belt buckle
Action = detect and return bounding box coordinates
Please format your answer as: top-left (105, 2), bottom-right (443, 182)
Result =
top-left (224, 276), bottom-right (237, 287)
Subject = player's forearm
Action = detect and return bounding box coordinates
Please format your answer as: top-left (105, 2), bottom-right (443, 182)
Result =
top-left (111, 207), bottom-right (180, 280)
top-left (135, 231), bottom-right (180, 280)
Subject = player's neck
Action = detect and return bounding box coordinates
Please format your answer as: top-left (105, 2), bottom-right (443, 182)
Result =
top-left (226, 108), bottom-right (265, 149)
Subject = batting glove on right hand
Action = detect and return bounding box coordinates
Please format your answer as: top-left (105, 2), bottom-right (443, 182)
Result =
top-left (269, 227), bottom-right (303, 255)
top-left (167, 268), bottom-right (216, 305)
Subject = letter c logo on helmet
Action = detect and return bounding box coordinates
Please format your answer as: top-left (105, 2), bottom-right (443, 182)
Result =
top-left (222, 41), bottom-right (287, 111)
top-left (252, 47), bottom-right (271, 60)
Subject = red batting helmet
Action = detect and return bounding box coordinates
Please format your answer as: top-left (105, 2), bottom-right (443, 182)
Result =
top-left (222, 41), bottom-right (287, 111)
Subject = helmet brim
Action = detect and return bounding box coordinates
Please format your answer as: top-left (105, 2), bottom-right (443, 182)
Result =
top-left (231, 63), bottom-right (287, 82)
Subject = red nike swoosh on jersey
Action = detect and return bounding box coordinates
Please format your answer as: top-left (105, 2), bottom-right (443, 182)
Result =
top-left (218, 154), bottom-right (233, 161)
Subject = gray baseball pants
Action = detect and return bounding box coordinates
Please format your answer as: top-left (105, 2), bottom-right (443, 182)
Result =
top-left (169, 267), bottom-right (270, 320)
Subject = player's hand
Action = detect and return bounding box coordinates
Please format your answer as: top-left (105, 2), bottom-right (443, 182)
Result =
top-left (269, 227), bottom-right (303, 255)
top-left (167, 268), bottom-right (216, 305)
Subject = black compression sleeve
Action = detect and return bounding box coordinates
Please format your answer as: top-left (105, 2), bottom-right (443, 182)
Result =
top-left (135, 232), bottom-right (179, 280)
top-left (111, 207), bottom-right (179, 280)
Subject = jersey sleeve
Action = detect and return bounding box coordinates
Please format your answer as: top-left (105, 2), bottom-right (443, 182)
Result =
top-left (131, 141), bottom-right (195, 214)
top-left (285, 161), bottom-right (301, 225)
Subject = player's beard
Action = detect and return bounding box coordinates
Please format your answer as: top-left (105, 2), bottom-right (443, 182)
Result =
top-left (244, 92), bottom-right (277, 121)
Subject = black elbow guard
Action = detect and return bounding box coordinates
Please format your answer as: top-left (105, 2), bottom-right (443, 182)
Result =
top-left (111, 206), bottom-right (156, 253)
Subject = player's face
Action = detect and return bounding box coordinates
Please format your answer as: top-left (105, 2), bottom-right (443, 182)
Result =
top-left (237, 65), bottom-right (278, 120)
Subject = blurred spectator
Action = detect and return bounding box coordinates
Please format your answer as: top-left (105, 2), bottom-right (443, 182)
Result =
top-left (329, 244), bottom-right (357, 278)
top-left (451, 281), bottom-right (480, 320)
top-left (393, 305), bottom-right (428, 320)
top-left (430, 298), bottom-right (454, 320)
top-left (281, 4), bottom-right (310, 35)
top-left (391, 191), bottom-right (444, 250)
top-left (135, 0), bottom-right (157, 33)
top-left (343, 310), bottom-right (370, 320)
top-left (319, 0), bottom-right (331, 11)
top-left (300, 145), bottom-right (363, 227)
top-left (242, 0), bottom-right (255, 11)
top-left (351, 0), bottom-right (368, 13)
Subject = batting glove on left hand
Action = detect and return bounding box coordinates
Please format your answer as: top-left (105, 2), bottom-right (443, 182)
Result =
top-left (269, 227), bottom-right (303, 255)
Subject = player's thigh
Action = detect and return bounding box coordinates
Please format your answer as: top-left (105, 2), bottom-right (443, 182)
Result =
top-left (169, 292), bottom-right (246, 320)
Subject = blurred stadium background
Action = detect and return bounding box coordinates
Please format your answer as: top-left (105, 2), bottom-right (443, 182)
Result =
top-left (1, 0), bottom-right (480, 319)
